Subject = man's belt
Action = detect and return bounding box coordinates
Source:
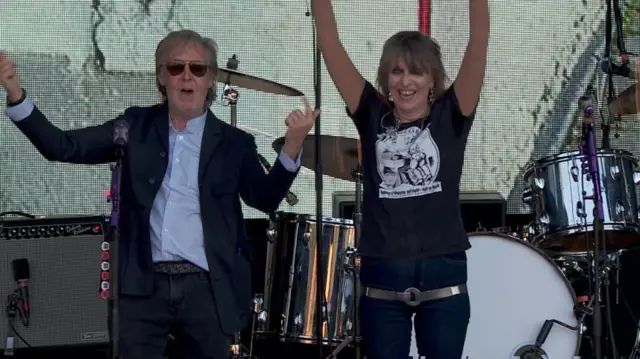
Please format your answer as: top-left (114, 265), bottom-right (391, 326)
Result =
top-left (363, 284), bottom-right (467, 307)
top-left (153, 261), bottom-right (204, 274)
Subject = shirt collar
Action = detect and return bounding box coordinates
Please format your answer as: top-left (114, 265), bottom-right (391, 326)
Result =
top-left (169, 110), bottom-right (207, 134)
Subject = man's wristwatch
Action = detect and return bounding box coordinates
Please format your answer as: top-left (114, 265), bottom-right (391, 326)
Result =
top-left (6, 89), bottom-right (26, 107)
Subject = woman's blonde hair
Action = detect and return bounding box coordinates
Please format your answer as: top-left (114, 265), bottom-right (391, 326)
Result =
top-left (376, 31), bottom-right (448, 104)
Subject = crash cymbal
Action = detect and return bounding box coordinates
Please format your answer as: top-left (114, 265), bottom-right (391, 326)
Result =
top-left (609, 83), bottom-right (639, 115)
top-left (218, 68), bottom-right (303, 97)
top-left (272, 135), bottom-right (361, 181)
top-left (236, 125), bottom-right (273, 138)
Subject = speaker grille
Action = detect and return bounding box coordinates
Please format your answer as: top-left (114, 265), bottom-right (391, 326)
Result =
top-left (0, 233), bottom-right (108, 349)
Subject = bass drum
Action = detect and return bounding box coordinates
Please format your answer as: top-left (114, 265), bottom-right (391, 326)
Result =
top-left (460, 232), bottom-right (580, 358)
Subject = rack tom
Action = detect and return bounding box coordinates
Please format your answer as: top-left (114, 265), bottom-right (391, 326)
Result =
top-left (523, 149), bottom-right (640, 253)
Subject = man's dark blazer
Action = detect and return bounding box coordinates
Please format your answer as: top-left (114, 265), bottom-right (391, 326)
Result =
top-left (12, 101), bottom-right (298, 334)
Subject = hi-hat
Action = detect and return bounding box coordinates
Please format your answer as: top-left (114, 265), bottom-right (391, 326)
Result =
top-left (218, 68), bottom-right (303, 97)
top-left (272, 135), bottom-right (361, 181)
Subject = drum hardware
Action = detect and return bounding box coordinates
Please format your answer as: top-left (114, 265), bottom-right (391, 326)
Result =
top-left (630, 332), bottom-right (640, 359)
top-left (230, 331), bottom-right (255, 359)
top-left (265, 214), bottom-right (277, 243)
top-left (600, 0), bottom-right (633, 150)
top-left (326, 166), bottom-right (363, 359)
top-left (221, 55), bottom-right (241, 130)
top-left (351, 164), bottom-right (362, 359)
top-left (311, 18), bottom-right (325, 359)
top-left (216, 54), bottom-right (287, 138)
top-left (217, 54), bottom-right (303, 97)
top-left (231, 296), bottom-right (265, 359)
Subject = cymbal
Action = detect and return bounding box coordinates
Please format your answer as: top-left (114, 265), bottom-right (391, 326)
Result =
top-left (236, 125), bottom-right (273, 138)
top-left (272, 135), bottom-right (361, 181)
top-left (218, 68), bottom-right (303, 97)
top-left (609, 83), bottom-right (639, 115)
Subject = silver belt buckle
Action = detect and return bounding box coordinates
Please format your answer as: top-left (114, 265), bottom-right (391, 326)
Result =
top-left (400, 287), bottom-right (421, 307)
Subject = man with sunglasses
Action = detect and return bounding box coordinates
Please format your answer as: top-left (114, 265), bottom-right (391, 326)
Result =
top-left (0, 29), bottom-right (318, 359)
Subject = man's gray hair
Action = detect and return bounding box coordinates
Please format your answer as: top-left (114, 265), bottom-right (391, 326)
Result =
top-left (155, 30), bottom-right (219, 108)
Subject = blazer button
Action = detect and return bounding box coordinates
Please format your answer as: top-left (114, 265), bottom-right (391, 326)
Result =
top-left (149, 178), bottom-right (156, 184)
top-left (160, 151), bottom-right (166, 157)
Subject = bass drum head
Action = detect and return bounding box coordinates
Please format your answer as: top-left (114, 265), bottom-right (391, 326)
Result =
top-left (462, 232), bottom-right (579, 358)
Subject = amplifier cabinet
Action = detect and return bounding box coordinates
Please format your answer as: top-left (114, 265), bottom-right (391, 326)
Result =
top-left (0, 216), bottom-right (109, 350)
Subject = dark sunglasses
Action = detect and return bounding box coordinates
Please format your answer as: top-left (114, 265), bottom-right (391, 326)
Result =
top-left (164, 61), bottom-right (209, 77)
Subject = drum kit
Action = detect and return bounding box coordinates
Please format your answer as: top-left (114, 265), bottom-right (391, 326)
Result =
top-left (216, 49), bottom-right (640, 358)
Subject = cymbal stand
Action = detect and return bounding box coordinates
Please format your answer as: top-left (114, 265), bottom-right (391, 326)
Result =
top-left (351, 166), bottom-right (362, 359)
top-left (601, 0), bottom-right (630, 149)
top-left (629, 327), bottom-right (640, 359)
top-left (310, 9), bottom-right (326, 359)
top-left (221, 54), bottom-right (254, 359)
top-left (222, 55), bottom-right (240, 127)
top-left (326, 166), bottom-right (363, 359)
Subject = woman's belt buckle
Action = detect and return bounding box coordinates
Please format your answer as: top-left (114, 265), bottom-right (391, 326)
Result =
top-left (398, 287), bottom-right (422, 307)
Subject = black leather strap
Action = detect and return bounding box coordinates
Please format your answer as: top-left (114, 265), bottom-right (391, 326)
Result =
top-left (6, 89), bottom-right (26, 107)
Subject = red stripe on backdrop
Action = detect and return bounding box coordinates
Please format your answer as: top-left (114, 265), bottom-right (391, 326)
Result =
top-left (418, 0), bottom-right (431, 35)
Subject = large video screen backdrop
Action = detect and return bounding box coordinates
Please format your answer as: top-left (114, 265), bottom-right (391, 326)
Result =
top-left (0, 0), bottom-right (635, 218)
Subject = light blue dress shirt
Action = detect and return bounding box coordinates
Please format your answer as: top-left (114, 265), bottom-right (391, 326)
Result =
top-left (6, 99), bottom-right (301, 271)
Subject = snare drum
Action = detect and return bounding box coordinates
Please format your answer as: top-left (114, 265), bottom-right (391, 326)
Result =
top-left (257, 212), bottom-right (356, 344)
top-left (524, 149), bottom-right (640, 253)
top-left (461, 232), bottom-right (580, 358)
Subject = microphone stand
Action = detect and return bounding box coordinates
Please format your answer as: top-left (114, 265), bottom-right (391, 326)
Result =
top-left (579, 99), bottom-right (604, 359)
top-left (107, 147), bottom-right (124, 359)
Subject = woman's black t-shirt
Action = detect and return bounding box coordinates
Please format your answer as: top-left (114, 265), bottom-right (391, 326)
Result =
top-left (347, 81), bottom-right (475, 259)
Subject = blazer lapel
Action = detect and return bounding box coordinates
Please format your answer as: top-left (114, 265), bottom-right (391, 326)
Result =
top-left (151, 103), bottom-right (170, 152)
top-left (198, 110), bottom-right (222, 183)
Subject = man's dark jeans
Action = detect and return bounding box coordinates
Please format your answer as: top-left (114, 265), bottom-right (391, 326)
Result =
top-left (116, 271), bottom-right (231, 359)
top-left (359, 253), bottom-right (470, 359)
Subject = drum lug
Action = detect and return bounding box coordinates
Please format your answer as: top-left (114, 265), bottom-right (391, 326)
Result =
top-left (571, 165), bottom-right (579, 182)
top-left (610, 165), bottom-right (620, 180)
top-left (534, 177), bottom-right (545, 190)
top-left (266, 219), bottom-right (277, 241)
top-left (576, 201), bottom-right (587, 218)
top-left (523, 223), bottom-right (537, 238)
top-left (294, 313), bottom-right (303, 331)
top-left (252, 294), bottom-right (268, 331)
top-left (521, 189), bottom-right (533, 206)
top-left (540, 213), bottom-right (550, 225)
top-left (615, 200), bottom-right (625, 220)
top-left (252, 294), bottom-right (264, 313)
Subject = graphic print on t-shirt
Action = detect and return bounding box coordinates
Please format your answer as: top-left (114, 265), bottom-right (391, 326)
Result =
top-left (375, 125), bottom-right (442, 199)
